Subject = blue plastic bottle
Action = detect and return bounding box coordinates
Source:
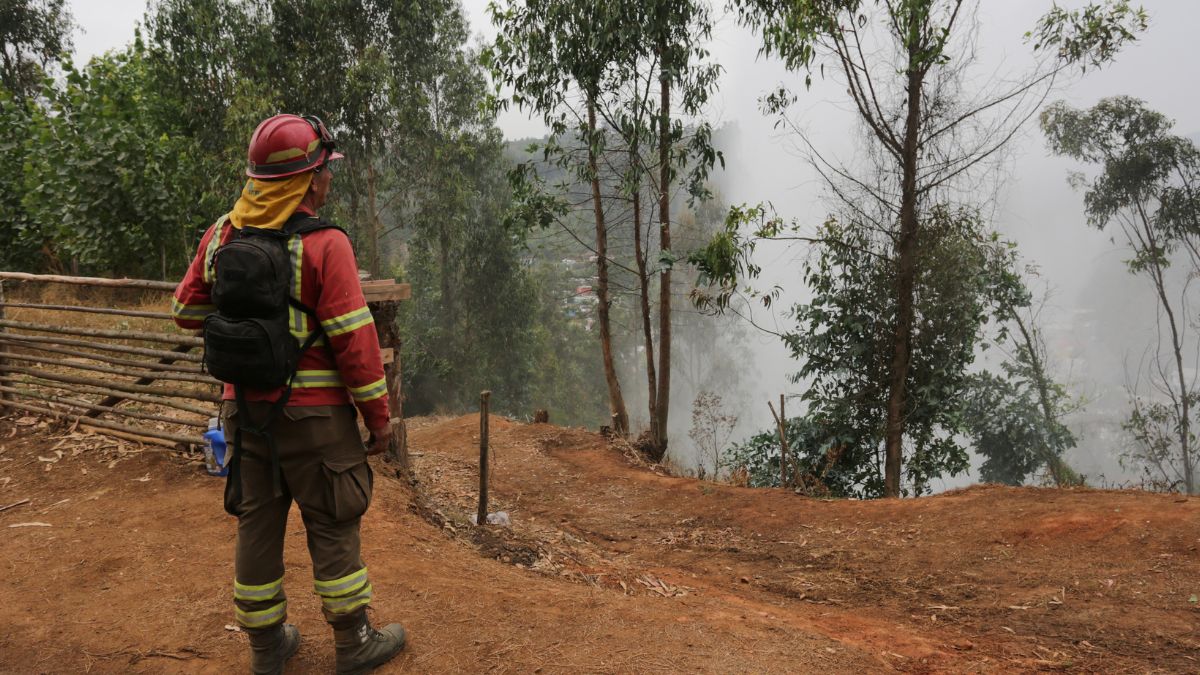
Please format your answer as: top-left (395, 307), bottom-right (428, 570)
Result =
top-left (203, 417), bottom-right (229, 477)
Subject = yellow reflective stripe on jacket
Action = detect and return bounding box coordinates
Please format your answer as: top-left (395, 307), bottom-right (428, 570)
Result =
top-left (288, 234), bottom-right (306, 337)
top-left (320, 584), bottom-right (373, 615)
top-left (321, 306), bottom-right (374, 338)
top-left (170, 297), bottom-right (215, 320)
top-left (234, 576), bottom-right (283, 602)
top-left (313, 567), bottom-right (369, 597)
top-left (202, 215), bottom-right (230, 284)
top-left (235, 600), bottom-right (287, 628)
top-left (349, 377), bottom-right (387, 402)
top-left (283, 234), bottom-right (327, 346)
top-left (293, 369), bottom-right (343, 388)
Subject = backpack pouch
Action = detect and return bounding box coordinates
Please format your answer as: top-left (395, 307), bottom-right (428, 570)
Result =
top-left (203, 314), bottom-right (299, 389)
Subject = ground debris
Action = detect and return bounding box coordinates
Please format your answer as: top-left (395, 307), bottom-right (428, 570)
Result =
top-left (0, 497), bottom-right (30, 513)
top-left (635, 573), bottom-right (690, 597)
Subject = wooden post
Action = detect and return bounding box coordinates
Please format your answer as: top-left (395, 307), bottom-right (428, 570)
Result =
top-left (477, 390), bottom-right (491, 527)
top-left (769, 395), bottom-right (791, 488)
top-left (370, 300), bottom-right (407, 471)
top-left (0, 279), bottom-right (8, 405)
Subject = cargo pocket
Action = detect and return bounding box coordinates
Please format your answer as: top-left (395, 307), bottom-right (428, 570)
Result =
top-left (322, 459), bottom-right (373, 522)
top-left (285, 406), bottom-right (339, 449)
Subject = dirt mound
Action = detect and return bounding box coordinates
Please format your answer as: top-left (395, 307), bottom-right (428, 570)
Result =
top-left (1, 412), bottom-right (1198, 673)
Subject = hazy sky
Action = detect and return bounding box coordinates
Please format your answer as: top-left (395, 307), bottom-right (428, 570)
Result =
top-left (67, 0), bottom-right (1200, 484)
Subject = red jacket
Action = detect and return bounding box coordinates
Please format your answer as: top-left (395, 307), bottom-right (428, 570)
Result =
top-left (172, 213), bottom-right (390, 431)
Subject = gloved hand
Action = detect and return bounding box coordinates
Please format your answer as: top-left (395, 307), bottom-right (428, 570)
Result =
top-left (366, 422), bottom-right (394, 456)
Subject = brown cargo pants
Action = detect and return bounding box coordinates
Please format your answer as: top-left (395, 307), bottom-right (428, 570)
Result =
top-left (221, 401), bottom-right (376, 630)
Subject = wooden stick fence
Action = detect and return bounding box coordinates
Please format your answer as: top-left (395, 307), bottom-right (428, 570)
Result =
top-left (0, 337), bottom-right (204, 373)
top-left (0, 332), bottom-right (205, 362)
top-left (0, 272), bottom-right (410, 458)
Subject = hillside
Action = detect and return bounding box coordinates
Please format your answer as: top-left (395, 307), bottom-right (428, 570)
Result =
top-left (1, 413), bottom-right (1197, 673)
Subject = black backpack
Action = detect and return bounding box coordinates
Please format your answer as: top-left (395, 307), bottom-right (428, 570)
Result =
top-left (204, 220), bottom-right (327, 388)
top-left (203, 214), bottom-right (344, 507)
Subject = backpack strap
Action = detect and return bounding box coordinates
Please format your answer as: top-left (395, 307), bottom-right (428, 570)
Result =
top-left (283, 212), bottom-right (347, 238)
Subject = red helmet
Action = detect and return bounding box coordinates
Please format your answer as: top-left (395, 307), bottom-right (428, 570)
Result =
top-left (246, 114), bottom-right (344, 179)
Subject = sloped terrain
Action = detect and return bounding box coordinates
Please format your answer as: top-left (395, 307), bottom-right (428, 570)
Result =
top-left (0, 412), bottom-right (1197, 673)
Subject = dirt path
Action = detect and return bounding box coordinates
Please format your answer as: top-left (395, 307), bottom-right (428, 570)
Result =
top-left (0, 415), bottom-right (875, 674)
top-left (1, 413), bottom-right (1198, 673)
top-left (409, 416), bottom-right (1200, 673)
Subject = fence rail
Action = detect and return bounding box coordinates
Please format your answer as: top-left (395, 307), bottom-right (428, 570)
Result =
top-left (0, 272), bottom-right (409, 465)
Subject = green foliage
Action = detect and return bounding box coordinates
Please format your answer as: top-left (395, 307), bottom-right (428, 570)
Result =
top-left (777, 210), bottom-right (1027, 496)
top-left (1043, 96), bottom-right (1200, 494)
top-left (1041, 96), bottom-right (1200, 260)
top-left (0, 90), bottom-right (40, 270)
top-left (487, 0), bottom-right (723, 212)
top-left (2, 44), bottom-right (208, 277)
top-left (725, 415), bottom-right (867, 497)
top-left (524, 273), bottom-right (610, 429)
top-left (0, 0), bottom-right (74, 98)
top-left (961, 356), bottom-right (1078, 486)
top-left (1122, 393), bottom-right (1198, 493)
top-left (1028, 1), bottom-right (1148, 70)
top-left (689, 391), bottom-right (738, 478)
top-left (688, 203), bottom-right (784, 312)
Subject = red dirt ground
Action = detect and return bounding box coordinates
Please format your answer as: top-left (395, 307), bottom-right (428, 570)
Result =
top-left (1, 412), bottom-right (1198, 673)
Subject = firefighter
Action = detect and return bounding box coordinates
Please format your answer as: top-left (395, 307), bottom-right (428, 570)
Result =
top-left (172, 114), bottom-right (406, 674)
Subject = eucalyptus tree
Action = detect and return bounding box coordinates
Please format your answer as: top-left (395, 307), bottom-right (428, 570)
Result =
top-left (489, 0), bottom-right (721, 456)
top-left (1042, 97), bottom-right (1200, 494)
top-left (621, 0), bottom-right (721, 459)
top-left (963, 301), bottom-right (1083, 488)
top-left (488, 0), bottom-right (641, 435)
top-left (714, 0), bottom-right (1146, 497)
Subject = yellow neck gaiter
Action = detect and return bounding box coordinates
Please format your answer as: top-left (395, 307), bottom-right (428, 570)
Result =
top-left (229, 173), bottom-right (314, 231)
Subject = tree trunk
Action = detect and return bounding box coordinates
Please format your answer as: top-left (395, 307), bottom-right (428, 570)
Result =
top-left (653, 59), bottom-right (672, 461)
top-left (364, 149), bottom-right (383, 278)
top-left (587, 97), bottom-right (629, 435)
top-left (882, 63), bottom-right (925, 498)
top-left (633, 185), bottom-right (658, 444)
top-left (1011, 310), bottom-right (1078, 486)
top-left (1142, 220), bottom-right (1195, 495)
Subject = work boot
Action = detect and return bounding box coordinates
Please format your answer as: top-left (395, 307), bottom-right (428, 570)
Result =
top-left (333, 612), bottom-right (406, 675)
top-left (246, 623), bottom-right (301, 675)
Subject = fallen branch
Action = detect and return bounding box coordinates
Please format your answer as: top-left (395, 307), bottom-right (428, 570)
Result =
top-left (0, 399), bottom-right (200, 446)
top-left (0, 377), bottom-right (210, 417)
top-left (0, 385), bottom-right (207, 428)
top-left (0, 498), bottom-right (30, 513)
